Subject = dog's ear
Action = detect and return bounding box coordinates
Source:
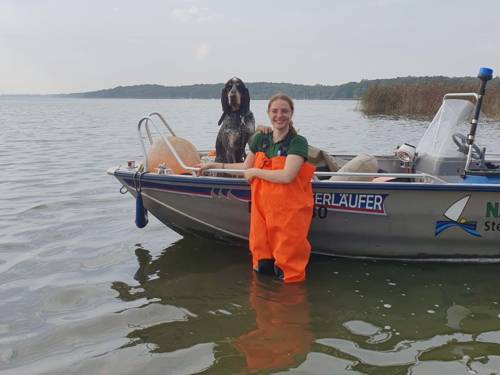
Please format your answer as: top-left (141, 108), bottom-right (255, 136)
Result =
top-left (217, 112), bottom-right (226, 126)
top-left (220, 87), bottom-right (231, 115)
top-left (240, 86), bottom-right (250, 114)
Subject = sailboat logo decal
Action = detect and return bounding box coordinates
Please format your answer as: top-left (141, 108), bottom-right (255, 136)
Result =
top-left (435, 195), bottom-right (481, 237)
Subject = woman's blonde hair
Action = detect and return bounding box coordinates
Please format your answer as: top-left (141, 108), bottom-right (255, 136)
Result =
top-left (267, 93), bottom-right (297, 136)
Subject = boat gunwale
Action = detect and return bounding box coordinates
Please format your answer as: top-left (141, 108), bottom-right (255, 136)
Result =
top-left (111, 168), bottom-right (500, 193)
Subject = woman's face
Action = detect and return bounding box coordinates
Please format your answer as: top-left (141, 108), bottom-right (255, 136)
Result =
top-left (268, 99), bottom-right (293, 131)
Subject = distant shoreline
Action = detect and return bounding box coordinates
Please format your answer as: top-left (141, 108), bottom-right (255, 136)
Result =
top-left (4, 77), bottom-right (499, 121)
top-left (3, 76), bottom-right (498, 100)
top-left (0, 95), bottom-right (358, 101)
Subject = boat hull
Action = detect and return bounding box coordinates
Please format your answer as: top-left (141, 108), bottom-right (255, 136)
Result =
top-left (113, 170), bottom-right (500, 259)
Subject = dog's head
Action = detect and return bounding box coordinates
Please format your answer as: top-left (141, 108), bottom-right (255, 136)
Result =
top-left (221, 77), bottom-right (250, 115)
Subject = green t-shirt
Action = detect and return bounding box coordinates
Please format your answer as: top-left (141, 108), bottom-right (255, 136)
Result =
top-left (249, 132), bottom-right (308, 160)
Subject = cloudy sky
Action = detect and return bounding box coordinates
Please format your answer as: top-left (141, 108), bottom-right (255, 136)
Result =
top-left (1, 0), bottom-right (499, 94)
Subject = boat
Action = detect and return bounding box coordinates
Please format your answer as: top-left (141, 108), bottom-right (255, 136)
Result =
top-left (108, 68), bottom-right (500, 259)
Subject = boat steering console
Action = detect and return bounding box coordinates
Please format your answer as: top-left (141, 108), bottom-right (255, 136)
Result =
top-left (452, 132), bottom-right (483, 160)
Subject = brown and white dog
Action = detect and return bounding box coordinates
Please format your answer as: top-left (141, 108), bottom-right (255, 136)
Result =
top-left (215, 77), bottom-right (255, 163)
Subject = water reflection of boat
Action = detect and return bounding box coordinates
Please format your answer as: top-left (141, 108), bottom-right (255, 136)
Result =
top-left (112, 237), bottom-right (253, 354)
top-left (113, 237), bottom-right (312, 372)
top-left (108, 68), bottom-right (500, 259)
top-left (112, 238), bottom-right (500, 373)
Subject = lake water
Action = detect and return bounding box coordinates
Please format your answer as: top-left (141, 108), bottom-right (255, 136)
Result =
top-left (1, 98), bottom-right (500, 374)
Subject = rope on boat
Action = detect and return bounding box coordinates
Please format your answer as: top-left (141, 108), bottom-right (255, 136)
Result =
top-left (132, 169), bottom-right (149, 228)
top-left (133, 169), bottom-right (144, 193)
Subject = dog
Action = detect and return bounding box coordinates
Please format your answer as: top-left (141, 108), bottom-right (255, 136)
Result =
top-left (215, 77), bottom-right (255, 164)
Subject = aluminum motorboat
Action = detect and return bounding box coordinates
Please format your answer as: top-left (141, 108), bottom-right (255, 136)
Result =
top-left (108, 68), bottom-right (500, 259)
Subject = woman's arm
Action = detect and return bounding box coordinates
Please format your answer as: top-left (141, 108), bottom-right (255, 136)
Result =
top-left (244, 154), bottom-right (304, 184)
top-left (241, 151), bottom-right (256, 169)
top-left (197, 152), bottom-right (255, 174)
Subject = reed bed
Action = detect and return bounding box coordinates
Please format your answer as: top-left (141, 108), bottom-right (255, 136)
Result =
top-left (360, 83), bottom-right (500, 120)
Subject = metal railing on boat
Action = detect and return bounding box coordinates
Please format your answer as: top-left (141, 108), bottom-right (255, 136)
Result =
top-left (137, 112), bottom-right (199, 176)
top-left (136, 113), bottom-right (446, 184)
top-left (314, 171), bottom-right (446, 183)
top-left (145, 166), bottom-right (446, 184)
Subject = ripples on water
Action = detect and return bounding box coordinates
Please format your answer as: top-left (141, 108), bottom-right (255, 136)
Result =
top-left (1, 98), bottom-right (500, 374)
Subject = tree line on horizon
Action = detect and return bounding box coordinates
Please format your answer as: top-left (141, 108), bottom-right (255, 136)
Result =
top-left (65, 76), bottom-right (500, 101)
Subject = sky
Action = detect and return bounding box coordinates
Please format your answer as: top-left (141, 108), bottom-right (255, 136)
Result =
top-left (1, 0), bottom-right (499, 94)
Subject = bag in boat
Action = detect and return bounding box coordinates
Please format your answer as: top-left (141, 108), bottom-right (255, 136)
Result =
top-left (146, 136), bottom-right (200, 174)
top-left (307, 145), bottom-right (342, 171)
top-left (329, 154), bottom-right (378, 181)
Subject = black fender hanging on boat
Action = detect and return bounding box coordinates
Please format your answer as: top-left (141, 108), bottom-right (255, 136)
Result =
top-left (135, 191), bottom-right (148, 228)
top-left (133, 171), bottom-right (148, 228)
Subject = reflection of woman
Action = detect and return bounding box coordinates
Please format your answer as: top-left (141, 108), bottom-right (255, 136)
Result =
top-left (199, 93), bottom-right (315, 282)
top-left (234, 275), bottom-right (312, 371)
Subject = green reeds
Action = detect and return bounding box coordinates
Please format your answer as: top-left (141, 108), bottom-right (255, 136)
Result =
top-left (360, 83), bottom-right (500, 120)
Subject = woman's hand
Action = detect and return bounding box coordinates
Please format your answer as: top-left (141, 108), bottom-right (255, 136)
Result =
top-left (196, 162), bottom-right (219, 176)
top-left (244, 168), bottom-right (260, 182)
top-left (255, 124), bottom-right (272, 134)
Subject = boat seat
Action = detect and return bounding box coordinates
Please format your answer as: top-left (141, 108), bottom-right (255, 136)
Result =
top-left (329, 154), bottom-right (379, 181)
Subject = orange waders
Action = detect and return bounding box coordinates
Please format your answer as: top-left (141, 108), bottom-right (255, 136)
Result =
top-left (249, 152), bottom-right (315, 283)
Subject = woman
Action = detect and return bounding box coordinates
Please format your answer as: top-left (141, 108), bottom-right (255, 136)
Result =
top-left (199, 93), bottom-right (315, 282)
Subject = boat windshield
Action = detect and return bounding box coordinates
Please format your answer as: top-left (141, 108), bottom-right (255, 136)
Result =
top-left (416, 99), bottom-right (474, 159)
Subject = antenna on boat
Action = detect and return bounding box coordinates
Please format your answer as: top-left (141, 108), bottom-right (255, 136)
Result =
top-left (464, 67), bottom-right (493, 171)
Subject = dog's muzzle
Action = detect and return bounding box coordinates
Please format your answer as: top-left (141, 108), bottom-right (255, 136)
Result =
top-left (228, 85), bottom-right (241, 108)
